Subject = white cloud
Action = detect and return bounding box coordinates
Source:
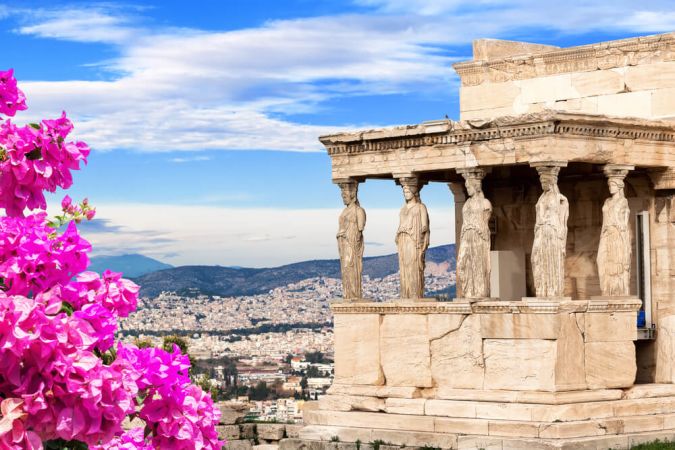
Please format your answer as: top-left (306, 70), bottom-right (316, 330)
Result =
top-left (81, 203), bottom-right (455, 267)
top-left (16, 8), bottom-right (137, 44)
top-left (169, 155), bottom-right (211, 163)
top-left (7, 2), bottom-right (675, 154)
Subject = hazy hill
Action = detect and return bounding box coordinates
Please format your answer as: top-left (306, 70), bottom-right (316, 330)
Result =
top-left (135, 244), bottom-right (456, 298)
top-left (89, 254), bottom-right (173, 278)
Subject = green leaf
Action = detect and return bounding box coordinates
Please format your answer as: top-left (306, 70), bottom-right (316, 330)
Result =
top-left (60, 301), bottom-right (74, 316)
top-left (25, 147), bottom-right (42, 160)
top-left (28, 123), bottom-right (40, 130)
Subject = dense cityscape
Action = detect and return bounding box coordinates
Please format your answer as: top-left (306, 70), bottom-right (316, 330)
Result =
top-left (119, 269), bottom-right (456, 422)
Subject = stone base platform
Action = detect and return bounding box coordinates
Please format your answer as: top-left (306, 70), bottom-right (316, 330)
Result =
top-left (282, 430), bottom-right (675, 450)
top-left (297, 384), bottom-right (675, 449)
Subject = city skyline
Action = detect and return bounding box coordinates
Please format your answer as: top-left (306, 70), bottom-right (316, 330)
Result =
top-left (1, 0), bottom-right (673, 266)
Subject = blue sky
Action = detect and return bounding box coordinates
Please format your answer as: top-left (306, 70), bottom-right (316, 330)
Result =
top-left (1, 1), bottom-right (673, 266)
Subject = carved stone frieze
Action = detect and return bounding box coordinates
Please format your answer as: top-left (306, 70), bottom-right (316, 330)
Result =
top-left (453, 33), bottom-right (675, 86)
top-left (329, 299), bottom-right (641, 315)
top-left (321, 112), bottom-right (675, 157)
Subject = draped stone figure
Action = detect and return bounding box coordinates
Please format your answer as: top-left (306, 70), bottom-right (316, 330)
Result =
top-left (597, 166), bottom-right (633, 296)
top-left (456, 169), bottom-right (492, 298)
top-left (396, 178), bottom-right (429, 299)
top-left (336, 181), bottom-right (366, 300)
top-left (532, 165), bottom-right (569, 298)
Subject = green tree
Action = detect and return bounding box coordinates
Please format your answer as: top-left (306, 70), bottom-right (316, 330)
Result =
top-left (306, 365), bottom-right (321, 378)
top-left (133, 337), bottom-right (154, 349)
top-left (162, 334), bottom-right (189, 354)
top-left (305, 351), bottom-right (324, 363)
top-left (248, 381), bottom-right (271, 401)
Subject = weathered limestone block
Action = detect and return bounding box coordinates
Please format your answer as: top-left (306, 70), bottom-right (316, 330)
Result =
top-left (457, 436), bottom-right (503, 450)
top-left (584, 312), bottom-right (637, 342)
top-left (656, 315), bottom-right (675, 383)
top-left (380, 314), bottom-right (432, 387)
top-left (585, 341), bottom-right (636, 388)
top-left (625, 62), bottom-right (675, 91)
top-left (480, 313), bottom-right (560, 339)
top-left (384, 398), bottom-right (425, 415)
top-left (555, 313), bottom-right (587, 390)
top-left (318, 395), bottom-right (385, 412)
top-left (484, 339), bottom-right (556, 391)
top-left (306, 410), bottom-right (435, 433)
top-left (257, 424), bottom-right (286, 440)
top-left (624, 384), bottom-right (675, 399)
top-left (653, 87), bottom-right (675, 118)
top-left (285, 425), bottom-right (303, 438)
top-left (425, 399), bottom-right (477, 418)
top-left (227, 440), bottom-right (254, 450)
top-left (368, 429), bottom-right (457, 449)
top-left (253, 445), bottom-right (280, 450)
top-left (519, 74), bottom-right (575, 105)
top-left (334, 314), bottom-right (384, 385)
top-left (427, 314), bottom-right (464, 340)
top-left (218, 401), bottom-right (250, 424)
top-left (241, 423), bottom-right (257, 439)
top-left (571, 70), bottom-right (624, 97)
top-left (488, 420), bottom-right (539, 438)
top-left (434, 417), bottom-right (489, 435)
top-left (430, 315), bottom-right (484, 389)
top-left (217, 424), bottom-right (241, 440)
top-left (327, 384), bottom-right (421, 399)
top-left (596, 91), bottom-right (653, 118)
top-left (460, 81), bottom-right (520, 112)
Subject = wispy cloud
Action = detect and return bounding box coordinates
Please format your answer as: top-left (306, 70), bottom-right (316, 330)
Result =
top-left (169, 155), bottom-right (212, 163)
top-left (15, 7), bottom-right (138, 44)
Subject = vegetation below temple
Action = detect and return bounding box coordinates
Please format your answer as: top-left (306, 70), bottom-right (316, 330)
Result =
top-left (134, 244), bottom-right (456, 297)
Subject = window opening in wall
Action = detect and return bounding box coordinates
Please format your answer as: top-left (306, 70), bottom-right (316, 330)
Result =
top-left (636, 211), bottom-right (655, 340)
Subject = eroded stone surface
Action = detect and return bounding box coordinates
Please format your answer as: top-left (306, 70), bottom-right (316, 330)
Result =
top-left (554, 313), bottom-right (587, 390)
top-left (585, 341), bottom-right (637, 389)
top-left (484, 339), bottom-right (556, 391)
top-left (334, 314), bottom-right (384, 385)
top-left (380, 314), bottom-right (432, 387)
top-left (430, 315), bottom-right (485, 389)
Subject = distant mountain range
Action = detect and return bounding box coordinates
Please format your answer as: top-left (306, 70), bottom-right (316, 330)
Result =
top-left (89, 254), bottom-right (173, 278)
top-left (134, 244), bottom-right (456, 298)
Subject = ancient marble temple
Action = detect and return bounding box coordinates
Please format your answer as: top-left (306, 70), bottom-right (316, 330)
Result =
top-left (287, 33), bottom-right (675, 450)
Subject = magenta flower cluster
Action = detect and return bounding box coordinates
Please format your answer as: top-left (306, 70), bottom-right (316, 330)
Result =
top-left (0, 70), bottom-right (89, 217)
top-left (0, 70), bottom-right (225, 449)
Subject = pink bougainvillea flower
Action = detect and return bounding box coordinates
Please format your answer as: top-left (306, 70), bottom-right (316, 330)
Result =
top-left (0, 69), bottom-right (27, 117)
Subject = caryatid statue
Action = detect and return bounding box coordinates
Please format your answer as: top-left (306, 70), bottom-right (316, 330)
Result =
top-left (597, 165), bottom-right (633, 297)
top-left (395, 177), bottom-right (429, 299)
top-left (456, 168), bottom-right (492, 299)
top-left (531, 163), bottom-right (569, 298)
top-left (336, 180), bottom-right (366, 300)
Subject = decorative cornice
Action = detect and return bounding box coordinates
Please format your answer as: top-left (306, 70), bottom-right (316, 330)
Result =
top-left (453, 32), bottom-right (675, 86)
top-left (649, 168), bottom-right (675, 190)
top-left (330, 302), bottom-right (472, 314)
top-left (330, 298), bottom-right (642, 314)
top-left (320, 113), bottom-right (675, 157)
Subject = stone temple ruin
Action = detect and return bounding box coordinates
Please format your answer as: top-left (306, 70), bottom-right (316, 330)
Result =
top-left (290, 32), bottom-right (675, 449)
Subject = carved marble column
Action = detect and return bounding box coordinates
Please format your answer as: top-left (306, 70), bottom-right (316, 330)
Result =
top-left (336, 180), bottom-right (366, 301)
top-left (597, 165), bottom-right (634, 297)
top-left (456, 168), bottom-right (492, 299)
top-left (395, 176), bottom-right (429, 300)
top-left (531, 162), bottom-right (569, 298)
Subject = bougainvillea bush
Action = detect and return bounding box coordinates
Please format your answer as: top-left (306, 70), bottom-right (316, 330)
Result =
top-left (0, 70), bottom-right (223, 449)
